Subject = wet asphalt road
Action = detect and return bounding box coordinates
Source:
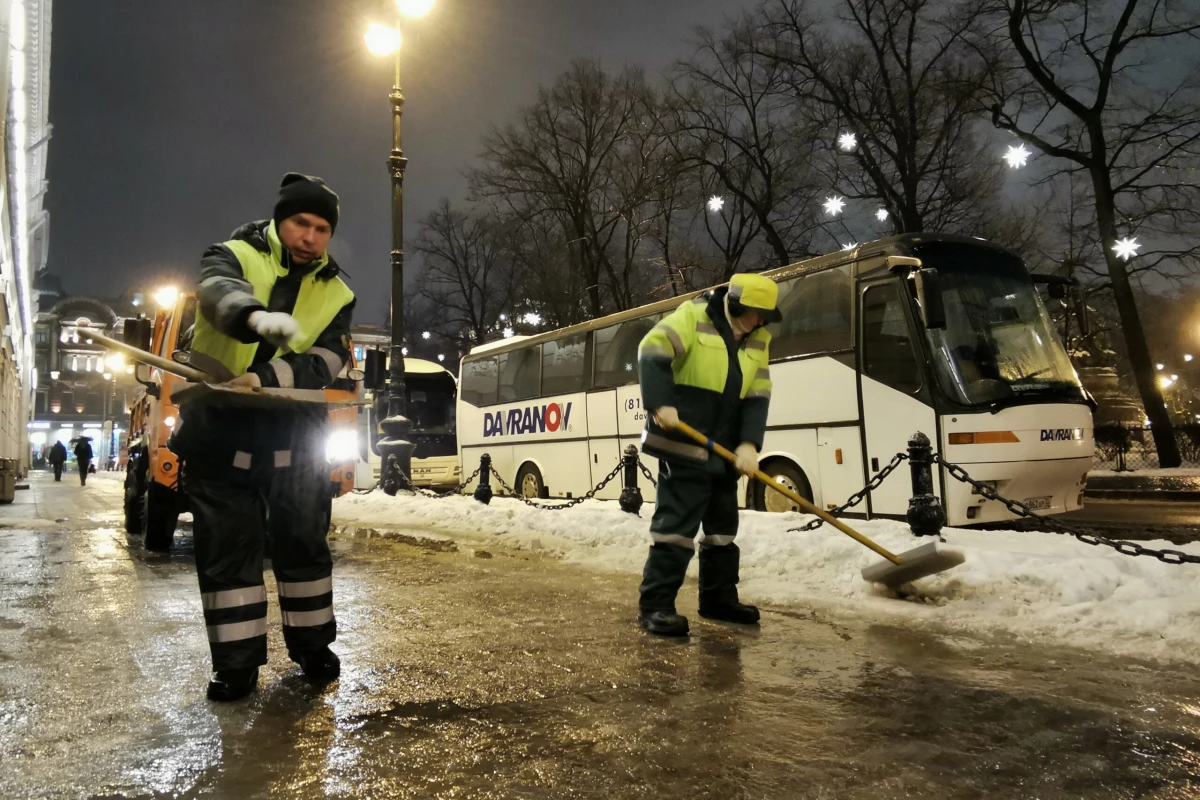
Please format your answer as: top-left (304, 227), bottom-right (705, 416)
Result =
top-left (2, 472), bottom-right (1200, 799)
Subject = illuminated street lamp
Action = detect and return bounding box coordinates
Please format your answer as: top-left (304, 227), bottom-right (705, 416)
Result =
top-left (366, 0), bottom-right (436, 495)
top-left (153, 286), bottom-right (178, 309)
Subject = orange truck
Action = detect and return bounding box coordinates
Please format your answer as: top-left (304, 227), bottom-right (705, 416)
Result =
top-left (123, 291), bottom-right (362, 551)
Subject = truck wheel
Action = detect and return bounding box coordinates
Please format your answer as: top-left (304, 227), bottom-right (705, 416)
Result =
top-left (124, 470), bottom-right (145, 534)
top-left (752, 460), bottom-right (812, 513)
top-left (143, 481), bottom-right (180, 552)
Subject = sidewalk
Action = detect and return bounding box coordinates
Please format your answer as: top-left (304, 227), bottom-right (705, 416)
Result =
top-left (1086, 469), bottom-right (1200, 501)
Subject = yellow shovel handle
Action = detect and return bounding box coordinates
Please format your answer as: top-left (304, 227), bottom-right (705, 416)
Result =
top-left (671, 420), bottom-right (902, 564)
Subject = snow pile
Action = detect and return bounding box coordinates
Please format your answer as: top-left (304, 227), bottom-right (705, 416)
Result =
top-left (1090, 467), bottom-right (1200, 478)
top-left (332, 491), bottom-right (1200, 662)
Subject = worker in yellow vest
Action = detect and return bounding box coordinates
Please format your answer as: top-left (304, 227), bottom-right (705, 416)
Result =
top-left (169, 173), bottom-right (355, 701)
top-left (636, 273), bottom-right (780, 637)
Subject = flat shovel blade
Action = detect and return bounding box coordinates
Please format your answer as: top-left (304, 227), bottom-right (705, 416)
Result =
top-left (860, 540), bottom-right (965, 588)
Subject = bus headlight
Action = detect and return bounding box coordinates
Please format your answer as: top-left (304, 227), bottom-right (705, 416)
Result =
top-left (326, 429), bottom-right (358, 463)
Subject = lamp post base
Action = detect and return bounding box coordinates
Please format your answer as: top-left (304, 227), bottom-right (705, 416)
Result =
top-left (377, 414), bottom-right (416, 496)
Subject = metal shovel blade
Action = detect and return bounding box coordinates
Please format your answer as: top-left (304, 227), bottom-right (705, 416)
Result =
top-left (860, 540), bottom-right (965, 588)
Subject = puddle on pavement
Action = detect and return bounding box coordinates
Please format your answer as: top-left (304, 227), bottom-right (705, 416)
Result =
top-left (3, 509), bottom-right (1200, 799)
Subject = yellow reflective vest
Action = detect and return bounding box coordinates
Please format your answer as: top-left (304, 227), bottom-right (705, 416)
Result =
top-left (192, 221), bottom-right (354, 380)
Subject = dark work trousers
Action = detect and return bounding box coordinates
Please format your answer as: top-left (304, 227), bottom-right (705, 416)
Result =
top-left (78, 461), bottom-right (91, 486)
top-left (639, 459), bottom-right (744, 613)
top-left (52, 463), bottom-right (62, 481)
top-left (188, 448), bottom-right (335, 673)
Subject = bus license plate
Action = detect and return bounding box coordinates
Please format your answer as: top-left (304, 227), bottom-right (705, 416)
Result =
top-left (1024, 496), bottom-right (1052, 510)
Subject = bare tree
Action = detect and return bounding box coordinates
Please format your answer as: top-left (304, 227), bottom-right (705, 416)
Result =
top-left (668, 21), bottom-right (821, 267)
top-left (759, 0), bottom-right (1006, 236)
top-left (471, 61), bottom-right (666, 318)
top-left (989, 0), bottom-right (1200, 466)
top-left (412, 200), bottom-right (514, 350)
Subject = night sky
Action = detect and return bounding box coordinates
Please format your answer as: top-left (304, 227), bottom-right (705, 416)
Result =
top-left (46, 0), bottom-right (755, 321)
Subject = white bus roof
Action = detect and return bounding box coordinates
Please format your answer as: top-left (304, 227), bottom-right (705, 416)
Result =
top-left (470, 335), bottom-right (531, 355)
top-left (404, 357), bottom-right (453, 376)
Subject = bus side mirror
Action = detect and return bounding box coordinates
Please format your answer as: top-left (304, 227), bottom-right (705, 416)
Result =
top-left (363, 350), bottom-right (387, 391)
top-left (914, 268), bottom-right (946, 329)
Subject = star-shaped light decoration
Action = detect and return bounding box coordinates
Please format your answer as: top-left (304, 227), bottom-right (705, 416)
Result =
top-left (842, 242), bottom-right (858, 251)
top-left (401, 347), bottom-right (409, 356)
top-left (838, 132), bottom-right (857, 152)
top-left (502, 327), bottom-right (514, 339)
top-left (875, 208), bottom-right (889, 222)
top-left (523, 312), bottom-right (542, 326)
top-left (624, 363), bottom-right (634, 372)
top-left (707, 195), bottom-right (725, 213)
top-left (421, 331), bottom-right (431, 340)
top-left (823, 196), bottom-right (846, 216)
top-left (437, 354), bottom-right (446, 362)
top-left (1003, 143), bottom-right (1031, 169)
top-left (1112, 236), bottom-right (1141, 260)
top-left (1186, 354), bottom-right (1194, 363)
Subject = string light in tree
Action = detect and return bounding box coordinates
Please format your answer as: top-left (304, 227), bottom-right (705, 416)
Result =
top-left (707, 196), bottom-right (725, 213)
top-left (875, 208), bottom-right (889, 223)
top-left (1112, 237), bottom-right (1141, 260)
top-left (503, 327), bottom-right (514, 339)
top-left (842, 242), bottom-right (858, 251)
top-left (1003, 144), bottom-right (1031, 169)
top-left (838, 132), bottom-right (857, 152)
top-left (823, 196), bottom-right (846, 216)
top-left (523, 312), bottom-right (542, 326)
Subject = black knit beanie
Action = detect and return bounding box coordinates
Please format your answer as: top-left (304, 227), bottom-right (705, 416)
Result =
top-left (273, 172), bottom-right (340, 234)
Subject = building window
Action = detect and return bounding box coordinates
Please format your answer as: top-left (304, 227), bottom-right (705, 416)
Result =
top-left (34, 329), bottom-right (48, 344)
top-left (34, 390), bottom-right (47, 415)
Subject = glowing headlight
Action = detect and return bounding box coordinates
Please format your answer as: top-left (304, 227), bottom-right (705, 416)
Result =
top-left (326, 429), bottom-right (358, 462)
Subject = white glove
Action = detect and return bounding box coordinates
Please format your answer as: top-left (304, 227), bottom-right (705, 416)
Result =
top-left (654, 406), bottom-right (680, 430)
top-left (734, 443), bottom-right (759, 476)
top-left (248, 310), bottom-right (302, 349)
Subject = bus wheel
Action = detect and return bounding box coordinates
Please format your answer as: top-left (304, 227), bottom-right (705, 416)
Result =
top-left (143, 481), bottom-right (180, 552)
top-left (515, 463), bottom-right (545, 499)
top-left (753, 460), bottom-right (812, 514)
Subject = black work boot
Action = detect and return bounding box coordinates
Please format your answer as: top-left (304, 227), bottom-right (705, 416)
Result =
top-left (698, 601), bottom-right (761, 625)
top-left (638, 610), bottom-right (690, 637)
top-left (292, 646), bottom-right (341, 683)
top-left (207, 667), bottom-right (259, 702)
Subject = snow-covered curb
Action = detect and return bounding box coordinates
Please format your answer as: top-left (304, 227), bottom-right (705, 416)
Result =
top-left (332, 491), bottom-right (1200, 663)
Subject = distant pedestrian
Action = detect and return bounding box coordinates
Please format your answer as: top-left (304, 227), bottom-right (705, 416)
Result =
top-left (47, 441), bottom-right (67, 482)
top-left (74, 439), bottom-right (93, 486)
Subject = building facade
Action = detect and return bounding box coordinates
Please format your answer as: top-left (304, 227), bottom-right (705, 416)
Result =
top-left (30, 273), bottom-right (142, 468)
top-left (0, 0), bottom-right (54, 469)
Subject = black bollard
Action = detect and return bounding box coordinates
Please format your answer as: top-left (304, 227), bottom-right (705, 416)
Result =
top-left (473, 453), bottom-right (494, 505)
top-left (618, 445), bottom-right (644, 515)
top-left (906, 432), bottom-right (946, 537)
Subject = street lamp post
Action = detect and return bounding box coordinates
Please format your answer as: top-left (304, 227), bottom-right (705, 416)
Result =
top-left (367, 1), bottom-right (433, 495)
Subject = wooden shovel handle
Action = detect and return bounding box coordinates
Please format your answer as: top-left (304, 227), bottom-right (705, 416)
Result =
top-left (670, 420), bottom-right (902, 564)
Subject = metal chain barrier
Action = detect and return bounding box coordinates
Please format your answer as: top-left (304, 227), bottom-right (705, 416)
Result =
top-left (385, 458), bottom-right (483, 499)
top-left (491, 459), bottom-right (625, 512)
top-left (936, 454), bottom-right (1200, 566)
top-left (637, 460), bottom-right (658, 489)
top-left (787, 453), bottom-right (908, 532)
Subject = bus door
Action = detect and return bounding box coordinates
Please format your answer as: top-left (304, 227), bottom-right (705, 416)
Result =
top-left (857, 279), bottom-right (937, 517)
top-left (586, 391), bottom-right (621, 500)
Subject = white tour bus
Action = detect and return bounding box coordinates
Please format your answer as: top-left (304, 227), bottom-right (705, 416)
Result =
top-left (456, 234), bottom-right (1095, 526)
top-left (356, 358), bottom-right (461, 490)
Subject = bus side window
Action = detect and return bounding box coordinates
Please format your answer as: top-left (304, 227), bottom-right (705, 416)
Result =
top-left (497, 346), bottom-right (542, 403)
top-left (771, 265), bottom-right (852, 359)
top-left (861, 283), bottom-right (921, 394)
top-left (461, 356), bottom-right (499, 406)
top-left (542, 333), bottom-right (587, 396)
top-left (594, 316), bottom-right (657, 388)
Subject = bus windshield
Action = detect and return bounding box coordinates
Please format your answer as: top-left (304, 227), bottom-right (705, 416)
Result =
top-left (406, 373), bottom-right (457, 435)
top-left (914, 243), bottom-right (1084, 408)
